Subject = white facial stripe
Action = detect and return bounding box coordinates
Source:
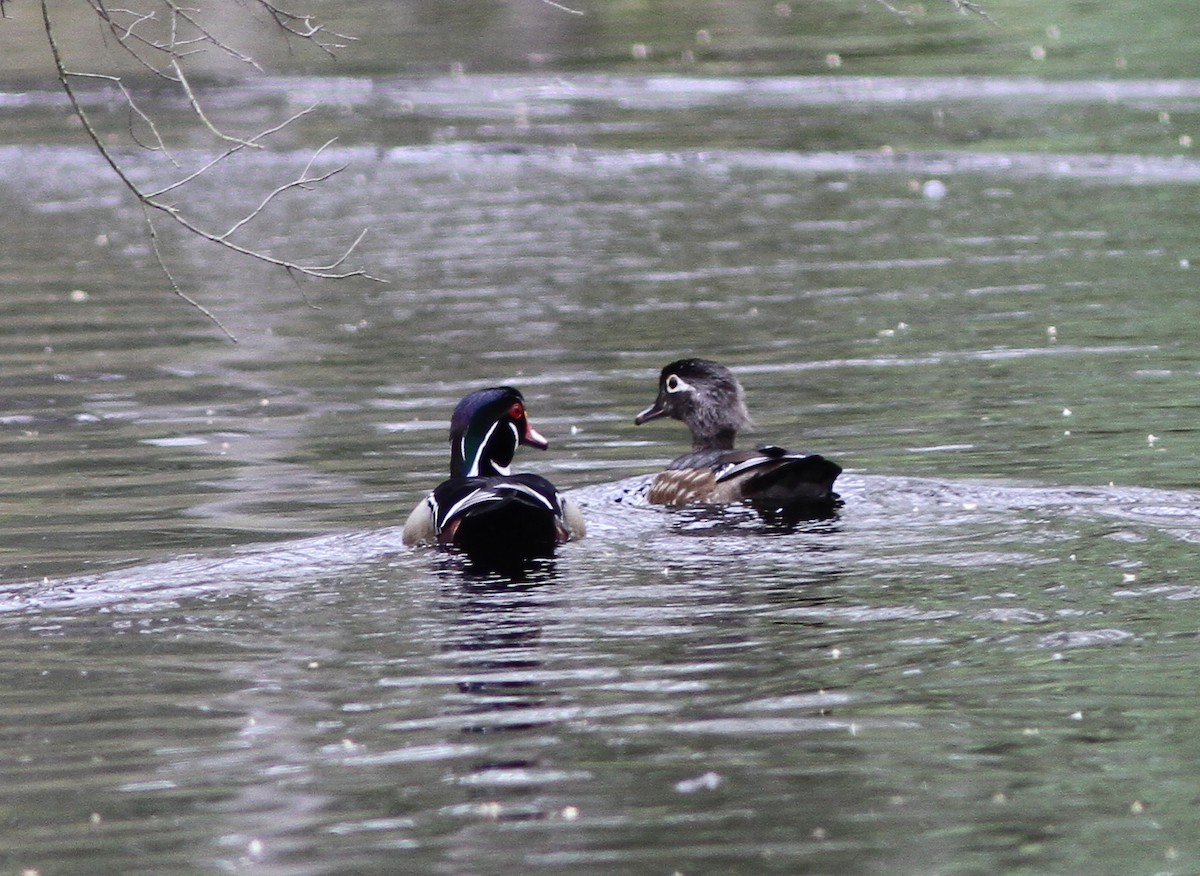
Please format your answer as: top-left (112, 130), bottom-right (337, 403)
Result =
top-left (467, 420), bottom-right (502, 476)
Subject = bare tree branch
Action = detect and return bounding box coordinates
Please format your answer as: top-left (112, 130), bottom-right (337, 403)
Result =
top-left (146, 106), bottom-right (318, 198)
top-left (38, 0), bottom-right (381, 339)
top-left (64, 70), bottom-right (174, 159)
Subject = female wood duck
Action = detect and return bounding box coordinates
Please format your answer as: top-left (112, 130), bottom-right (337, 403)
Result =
top-left (403, 386), bottom-right (585, 563)
top-left (634, 358), bottom-right (842, 517)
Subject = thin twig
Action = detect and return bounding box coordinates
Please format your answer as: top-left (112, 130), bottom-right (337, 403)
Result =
top-left (88, 0), bottom-right (182, 78)
top-left (146, 105), bottom-right (318, 199)
top-left (948, 0), bottom-right (999, 26)
top-left (162, 0), bottom-right (264, 70)
top-left (64, 70), bottom-right (173, 159)
top-left (171, 58), bottom-right (262, 148)
top-left (876, 0), bottom-right (997, 26)
top-left (538, 0), bottom-right (585, 15)
top-left (254, 0), bottom-right (356, 55)
top-left (872, 0), bottom-right (913, 21)
top-left (144, 207), bottom-right (239, 342)
top-left (219, 140), bottom-right (345, 241)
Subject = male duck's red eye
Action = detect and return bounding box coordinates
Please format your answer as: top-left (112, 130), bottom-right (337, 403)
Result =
top-left (509, 402), bottom-right (525, 420)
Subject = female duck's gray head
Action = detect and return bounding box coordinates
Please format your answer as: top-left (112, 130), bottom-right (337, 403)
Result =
top-left (634, 358), bottom-right (751, 451)
top-left (450, 386), bottom-right (548, 478)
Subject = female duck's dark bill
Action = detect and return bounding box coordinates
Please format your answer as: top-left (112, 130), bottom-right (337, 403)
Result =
top-left (634, 402), bottom-right (666, 425)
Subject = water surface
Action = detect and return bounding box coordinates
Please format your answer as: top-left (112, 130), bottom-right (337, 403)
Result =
top-left (3, 6), bottom-right (1200, 873)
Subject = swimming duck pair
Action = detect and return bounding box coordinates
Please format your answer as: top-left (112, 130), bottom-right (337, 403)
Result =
top-left (402, 358), bottom-right (842, 564)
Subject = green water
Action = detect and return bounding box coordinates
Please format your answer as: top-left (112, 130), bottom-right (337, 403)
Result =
top-left (2, 1), bottom-right (1200, 874)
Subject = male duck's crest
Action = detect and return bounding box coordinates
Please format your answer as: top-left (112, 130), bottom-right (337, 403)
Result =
top-left (634, 358), bottom-right (842, 518)
top-left (451, 386), bottom-right (549, 478)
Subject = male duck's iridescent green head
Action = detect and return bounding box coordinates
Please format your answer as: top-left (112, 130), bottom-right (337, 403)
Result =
top-left (449, 386), bottom-right (548, 478)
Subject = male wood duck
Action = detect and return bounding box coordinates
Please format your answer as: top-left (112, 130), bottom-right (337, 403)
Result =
top-left (634, 358), bottom-right (842, 517)
top-left (403, 386), bottom-right (585, 564)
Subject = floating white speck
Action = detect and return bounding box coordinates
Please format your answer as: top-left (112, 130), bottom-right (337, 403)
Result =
top-left (1047, 325), bottom-right (1057, 338)
top-left (921, 179), bottom-right (947, 200)
top-left (1181, 259), bottom-right (1191, 269)
top-left (479, 802), bottom-right (502, 819)
top-left (1147, 434), bottom-right (1159, 446)
top-left (69, 289), bottom-right (89, 303)
top-left (117, 779), bottom-right (177, 792)
top-left (561, 805), bottom-right (580, 820)
top-left (1062, 407), bottom-right (1072, 417)
top-left (907, 443), bottom-right (974, 453)
top-left (1122, 573), bottom-right (1137, 583)
top-left (675, 771), bottom-right (722, 793)
top-left (1069, 711), bottom-right (1083, 720)
top-left (141, 436), bottom-right (207, 447)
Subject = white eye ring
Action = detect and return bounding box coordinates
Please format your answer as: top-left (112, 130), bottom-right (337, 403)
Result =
top-left (665, 374), bottom-right (691, 393)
